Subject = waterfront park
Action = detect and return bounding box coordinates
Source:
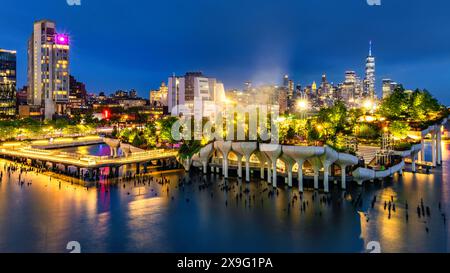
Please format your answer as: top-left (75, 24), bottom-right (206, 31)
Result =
top-left (1, 87), bottom-right (449, 192)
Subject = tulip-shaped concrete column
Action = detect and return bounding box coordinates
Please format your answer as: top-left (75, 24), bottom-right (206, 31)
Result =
top-left (411, 153), bottom-right (418, 173)
top-left (104, 138), bottom-right (120, 158)
top-left (214, 141), bottom-right (232, 178)
top-left (181, 158), bottom-right (192, 171)
top-left (319, 146), bottom-right (339, 193)
top-left (237, 154), bottom-right (243, 178)
top-left (230, 149), bottom-right (243, 178)
top-left (198, 143), bottom-right (214, 174)
top-left (336, 153), bottom-right (358, 190)
top-left (232, 142), bottom-right (258, 182)
top-left (410, 144), bottom-right (422, 173)
top-left (283, 146), bottom-right (324, 192)
top-left (353, 167), bottom-right (376, 186)
top-left (255, 151), bottom-right (268, 180)
top-left (420, 138), bottom-right (425, 162)
top-left (267, 159), bottom-right (272, 184)
top-left (280, 154), bottom-right (295, 187)
top-left (308, 157), bottom-right (322, 190)
top-left (431, 129), bottom-right (437, 167)
top-left (437, 125), bottom-right (442, 165)
top-left (261, 144), bottom-right (282, 188)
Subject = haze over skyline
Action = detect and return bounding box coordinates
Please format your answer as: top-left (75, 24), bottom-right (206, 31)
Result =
top-left (0, 0), bottom-right (449, 104)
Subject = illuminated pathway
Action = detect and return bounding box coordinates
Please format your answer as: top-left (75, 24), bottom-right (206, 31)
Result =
top-left (0, 137), bottom-right (178, 178)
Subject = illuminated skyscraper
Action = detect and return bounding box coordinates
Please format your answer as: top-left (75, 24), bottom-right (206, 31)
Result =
top-left (283, 75), bottom-right (289, 88)
top-left (0, 49), bottom-right (16, 117)
top-left (364, 41), bottom-right (376, 99)
top-left (382, 79), bottom-right (399, 99)
top-left (28, 20), bottom-right (70, 120)
top-left (68, 75), bottom-right (87, 110)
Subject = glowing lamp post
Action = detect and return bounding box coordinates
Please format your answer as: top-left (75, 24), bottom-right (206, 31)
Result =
top-left (297, 99), bottom-right (309, 119)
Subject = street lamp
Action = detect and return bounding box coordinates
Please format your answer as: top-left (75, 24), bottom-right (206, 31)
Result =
top-left (363, 99), bottom-right (373, 111)
top-left (297, 99), bottom-right (308, 110)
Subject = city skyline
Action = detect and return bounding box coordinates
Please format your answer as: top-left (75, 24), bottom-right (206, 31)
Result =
top-left (1, 0), bottom-right (450, 257)
top-left (0, 0), bottom-right (449, 104)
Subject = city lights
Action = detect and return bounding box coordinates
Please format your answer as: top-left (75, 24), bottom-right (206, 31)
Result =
top-left (297, 99), bottom-right (308, 110)
top-left (0, 0), bottom-right (450, 259)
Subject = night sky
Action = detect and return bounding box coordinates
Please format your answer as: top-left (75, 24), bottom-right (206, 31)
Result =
top-left (1, 0), bottom-right (449, 104)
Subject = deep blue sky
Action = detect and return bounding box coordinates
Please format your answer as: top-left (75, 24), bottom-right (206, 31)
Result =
top-left (1, 0), bottom-right (449, 104)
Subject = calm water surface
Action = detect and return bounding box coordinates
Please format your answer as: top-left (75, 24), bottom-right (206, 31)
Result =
top-left (57, 143), bottom-right (122, 157)
top-left (0, 143), bottom-right (449, 253)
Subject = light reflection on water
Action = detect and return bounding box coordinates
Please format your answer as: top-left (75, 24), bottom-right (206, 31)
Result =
top-left (0, 142), bottom-right (448, 253)
top-left (57, 144), bottom-right (122, 157)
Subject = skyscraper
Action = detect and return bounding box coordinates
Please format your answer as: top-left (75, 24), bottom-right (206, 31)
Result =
top-left (28, 20), bottom-right (70, 120)
top-left (283, 75), bottom-right (289, 88)
top-left (68, 75), bottom-right (87, 110)
top-left (319, 74), bottom-right (332, 98)
top-left (168, 72), bottom-right (224, 117)
top-left (364, 41), bottom-right (376, 99)
top-left (382, 79), bottom-right (399, 99)
top-left (0, 49), bottom-right (17, 117)
top-left (340, 71), bottom-right (360, 103)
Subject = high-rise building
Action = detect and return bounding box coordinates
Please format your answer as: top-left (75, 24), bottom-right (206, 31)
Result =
top-left (0, 49), bottom-right (17, 117)
top-left (244, 81), bottom-right (252, 92)
top-left (382, 79), bottom-right (399, 99)
top-left (184, 72), bottom-right (203, 102)
top-left (283, 75), bottom-right (289, 88)
top-left (28, 20), bottom-right (70, 120)
top-left (150, 82), bottom-right (169, 107)
top-left (168, 75), bottom-right (185, 115)
top-left (168, 72), bottom-right (224, 118)
top-left (16, 86), bottom-right (28, 107)
top-left (68, 75), bottom-right (87, 110)
top-left (319, 74), bottom-right (332, 98)
top-left (276, 86), bottom-right (288, 114)
top-left (341, 71), bottom-right (358, 103)
top-left (364, 41), bottom-right (376, 99)
top-left (287, 79), bottom-right (294, 110)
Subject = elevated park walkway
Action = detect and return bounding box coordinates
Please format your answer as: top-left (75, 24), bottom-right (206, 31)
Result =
top-left (0, 137), bottom-right (178, 175)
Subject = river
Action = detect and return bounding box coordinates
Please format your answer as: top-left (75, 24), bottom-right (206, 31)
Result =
top-left (0, 143), bottom-right (448, 253)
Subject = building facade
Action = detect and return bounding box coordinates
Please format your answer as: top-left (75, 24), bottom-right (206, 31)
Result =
top-left (364, 41), bottom-right (376, 99)
top-left (28, 20), bottom-right (70, 120)
top-left (382, 79), bottom-right (399, 99)
top-left (68, 75), bottom-right (88, 111)
top-left (150, 82), bottom-right (169, 107)
top-left (0, 49), bottom-right (16, 117)
top-left (168, 72), bottom-right (225, 118)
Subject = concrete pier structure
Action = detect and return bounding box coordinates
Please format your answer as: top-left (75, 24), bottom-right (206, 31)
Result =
top-left (232, 142), bottom-right (257, 182)
top-left (260, 144), bottom-right (282, 188)
top-left (282, 146), bottom-right (324, 192)
top-left (214, 141), bottom-right (232, 178)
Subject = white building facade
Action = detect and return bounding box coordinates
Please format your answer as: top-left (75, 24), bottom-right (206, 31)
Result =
top-left (168, 72), bottom-right (225, 119)
top-left (28, 20), bottom-right (70, 120)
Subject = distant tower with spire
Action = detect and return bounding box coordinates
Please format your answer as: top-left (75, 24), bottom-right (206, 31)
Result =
top-left (364, 41), bottom-right (376, 99)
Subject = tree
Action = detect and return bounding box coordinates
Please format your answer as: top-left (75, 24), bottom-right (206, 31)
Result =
top-left (357, 123), bottom-right (381, 140)
top-left (408, 89), bottom-right (442, 122)
top-left (158, 116), bottom-right (179, 144)
top-left (314, 101), bottom-right (348, 144)
top-left (389, 120), bottom-right (410, 140)
top-left (84, 110), bottom-right (97, 125)
top-left (178, 140), bottom-right (202, 160)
